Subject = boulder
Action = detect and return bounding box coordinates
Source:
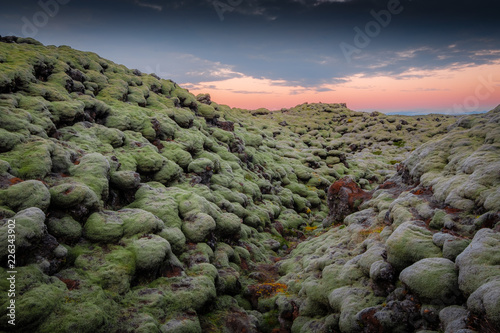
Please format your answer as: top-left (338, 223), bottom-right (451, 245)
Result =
top-left (181, 212), bottom-right (216, 243)
top-left (467, 279), bottom-right (500, 329)
top-left (49, 182), bottom-right (100, 220)
top-left (438, 306), bottom-right (468, 333)
top-left (323, 177), bottom-right (372, 227)
top-left (455, 228), bottom-right (500, 296)
top-left (386, 221), bottom-right (442, 271)
top-left (158, 227), bottom-right (186, 255)
top-left (119, 208), bottom-right (165, 237)
top-left (0, 180), bottom-right (50, 212)
top-left (110, 170), bottom-right (140, 189)
top-left (46, 215), bottom-right (82, 243)
top-left (84, 211), bottom-right (124, 243)
top-left (129, 235), bottom-right (171, 271)
top-left (400, 258), bottom-right (460, 305)
top-left (0, 208), bottom-right (46, 257)
top-left (126, 182), bottom-right (182, 229)
top-left (215, 212), bottom-right (242, 238)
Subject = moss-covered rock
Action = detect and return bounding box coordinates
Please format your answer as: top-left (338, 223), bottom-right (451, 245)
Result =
top-left (148, 274), bottom-right (217, 313)
top-left (110, 170), bottom-right (141, 189)
top-left (215, 212), bottom-right (242, 238)
top-left (154, 159), bottom-right (183, 185)
top-left (1, 138), bottom-right (54, 179)
top-left (71, 152), bottom-right (110, 202)
top-left (386, 221), bottom-right (442, 271)
top-left (278, 209), bottom-right (305, 229)
top-left (74, 245), bottom-right (136, 294)
top-left (84, 210), bottom-right (124, 243)
top-left (467, 279), bottom-right (500, 329)
top-left (182, 212), bottom-right (216, 243)
top-left (0, 207), bottom-right (46, 257)
top-left (119, 208), bottom-right (165, 237)
top-left (2, 39), bottom-right (499, 333)
top-left (0, 266), bottom-right (65, 331)
top-left (328, 286), bottom-right (382, 333)
top-left (49, 182), bottom-right (100, 219)
top-left (126, 182), bottom-right (182, 229)
top-left (0, 180), bottom-right (50, 212)
top-left (161, 142), bottom-right (193, 170)
top-left (158, 227), bottom-right (186, 255)
top-left (438, 305), bottom-right (469, 333)
top-left (128, 234), bottom-right (171, 271)
top-left (400, 258), bottom-right (459, 305)
top-left (455, 228), bottom-right (500, 296)
top-left (46, 214), bottom-right (82, 243)
top-left (188, 158), bottom-right (214, 174)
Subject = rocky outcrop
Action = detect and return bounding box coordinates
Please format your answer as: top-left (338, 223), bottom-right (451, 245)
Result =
top-left (323, 177), bottom-right (372, 227)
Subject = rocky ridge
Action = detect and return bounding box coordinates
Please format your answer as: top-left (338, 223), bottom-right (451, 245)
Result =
top-left (0, 37), bottom-right (499, 333)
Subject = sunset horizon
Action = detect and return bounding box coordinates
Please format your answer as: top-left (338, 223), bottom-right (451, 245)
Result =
top-left (2, 0), bottom-right (498, 115)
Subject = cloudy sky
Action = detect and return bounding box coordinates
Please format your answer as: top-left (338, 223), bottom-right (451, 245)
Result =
top-left (1, 0), bottom-right (499, 113)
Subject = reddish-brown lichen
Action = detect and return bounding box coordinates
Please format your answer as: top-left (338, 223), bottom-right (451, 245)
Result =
top-left (325, 177), bottom-right (372, 223)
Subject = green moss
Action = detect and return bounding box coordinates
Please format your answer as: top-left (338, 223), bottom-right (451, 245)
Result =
top-left (49, 182), bottom-right (100, 211)
top-left (161, 142), bottom-right (193, 170)
top-left (0, 265), bottom-right (66, 330)
top-left (386, 221), bottom-right (442, 271)
top-left (153, 159), bottom-right (183, 185)
top-left (38, 287), bottom-right (114, 333)
top-left (0, 207), bottom-right (46, 257)
top-left (188, 158), bottom-right (214, 174)
top-left (110, 170), bottom-right (140, 189)
top-left (71, 152), bottom-right (110, 201)
top-left (47, 215), bottom-right (82, 243)
top-left (172, 87), bottom-right (197, 108)
top-left (215, 212), bottom-right (242, 238)
top-left (126, 182), bottom-right (183, 228)
top-left (128, 235), bottom-right (171, 270)
top-left (158, 227), bottom-right (186, 254)
top-left (74, 245), bottom-right (136, 294)
top-left (197, 103), bottom-right (218, 119)
top-left (182, 212), bottom-right (216, 243)
top-left (84, 211), bottom-right (124, 243)
top-left (0, 128), bottom-right (25, 152)
top-left (1, 138), bottom-right (54, 179)
top-left (0, 180), bottom-right (50, 212)
top-left (174, 128), bottom-right (206, 154)
top-left (147, 274), bottom-right (216, 313)
top-left (49, 100), bottom-right (85, 125)
top-left (9, 283), bottom-right (65, 328)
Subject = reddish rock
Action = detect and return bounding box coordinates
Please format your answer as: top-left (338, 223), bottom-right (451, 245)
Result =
top-left (218, 120), bottom-right (234, 132)
top-left (323, 177), bottom-right (372, 227)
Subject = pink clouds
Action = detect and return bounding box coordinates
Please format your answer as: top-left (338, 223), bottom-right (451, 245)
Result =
top-left (184, 61), bottom-right (500, 113)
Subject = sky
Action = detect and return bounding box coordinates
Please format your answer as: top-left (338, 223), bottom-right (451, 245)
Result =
top-left (1, 0), bottom-right (499, 114)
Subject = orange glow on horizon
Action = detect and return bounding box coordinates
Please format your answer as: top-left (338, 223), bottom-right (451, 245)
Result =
top-left (183, 61), bottom-right (500, 113)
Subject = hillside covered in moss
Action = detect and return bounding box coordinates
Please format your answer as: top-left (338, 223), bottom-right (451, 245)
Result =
top-left (0, 37), bottom-right (499, 333)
